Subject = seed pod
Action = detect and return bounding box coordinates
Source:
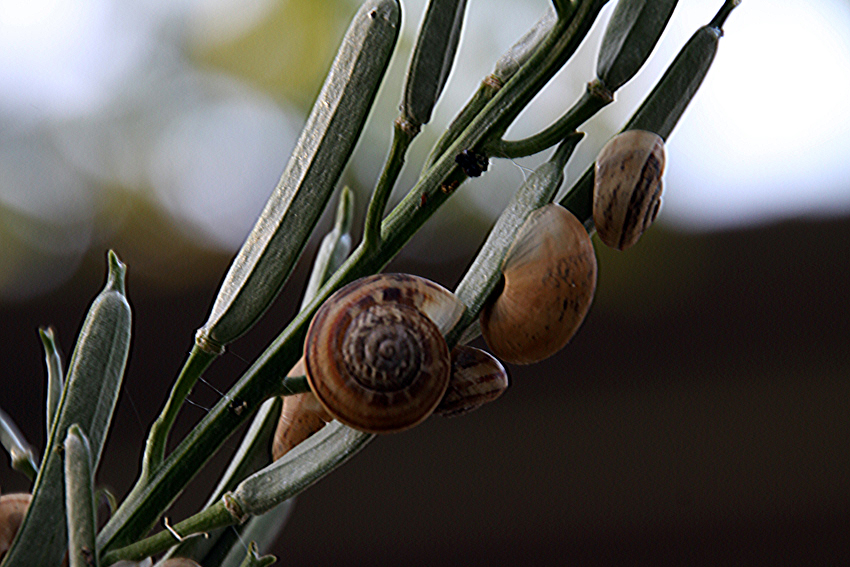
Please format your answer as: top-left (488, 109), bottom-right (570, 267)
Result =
top-left (0, 493), bottom-right (31, 561)
top-left (480, 204), bottom-right (597, 365)
top-left (3, 251), bottom-right (132, 567)
top-left (402, 0), bottom-right (468, 128)
top-left (596, 0), bottom-right (678, 92)
top-left (435, 346), bottom-right (509, 417)
top-left (195, 0), bottom-right (401, 352)
top-left (593, 130), bottom-right (665, 250)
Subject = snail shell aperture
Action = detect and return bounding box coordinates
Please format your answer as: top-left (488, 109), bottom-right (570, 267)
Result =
top-left (480, 204), bottom-right (597, 365)
top-left (593, 129), bottom-right (665, 251)
top-left (305, 273), bottom-right (464, 434)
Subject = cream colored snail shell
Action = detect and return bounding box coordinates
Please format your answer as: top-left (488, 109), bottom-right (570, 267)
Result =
top-left (0, 493), bottom-right (31, 561)
top-left (435, 346), bottom-right (509, 417)
top-left (593, 129), bottom-right (665, 251)
top-left (480, 204), bottom-right (597, 365)
top-left (304, 273), bottom-right (465, 434)
top-left (272, 357), bottom-right (332, 461)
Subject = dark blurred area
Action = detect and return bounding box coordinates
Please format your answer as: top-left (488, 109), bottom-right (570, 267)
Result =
top-left (1, 214), bottom-right (849, 566)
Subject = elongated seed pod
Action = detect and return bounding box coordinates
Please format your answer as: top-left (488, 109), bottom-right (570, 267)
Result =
top-left (402, 0), bottom-right (468, 128)
top-left (196, 0), bottom-right (401, 353)
top-left (64, 426), bottom-right (97, 567)
top-left (596, 0), bottom-right (678, 92)
top-left (2, 251), bottom-right (132, 567)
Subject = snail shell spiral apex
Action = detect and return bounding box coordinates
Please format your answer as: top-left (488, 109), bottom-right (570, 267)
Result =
top-left (593, 129), bottom-right (665, 250)
top-left (481, 204), bottom-right (597, 365)
top-left (306, 273), bottom-right (464, 433)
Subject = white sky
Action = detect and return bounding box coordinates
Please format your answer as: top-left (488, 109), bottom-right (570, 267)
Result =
top-left (0, 0), bottom-right (849, 269)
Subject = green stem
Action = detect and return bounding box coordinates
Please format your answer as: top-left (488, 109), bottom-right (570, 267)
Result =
top-left (363, 119), bottom-right (417, 249)
top-left (486, 80), bottom-right (612, 159)
top-left (141, 345), bottom-right (217, 477)
top-left (100, 501), bottom-right (235, 566)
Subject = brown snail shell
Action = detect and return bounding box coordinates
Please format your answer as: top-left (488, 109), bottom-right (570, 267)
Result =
top-left (480, 204), bottom-right (597, 365)
top-left (435, 346), bottom-right (509, 417)
top-left (593, 129), bottom-right (665, 250)
top-left (305, 273), bottom-right (464, 434)
top-left (0, 493), bottom-right (31, 561)
top-left (272, 357), bottom-right (332, 461)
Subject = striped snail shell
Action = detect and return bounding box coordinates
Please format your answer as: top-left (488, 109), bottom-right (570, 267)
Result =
top-left (480, 204), bottom-right (597, 365)
top-left (304, 273), bottom-right (464, 434)
top-left (435, 346), bottom-right (509, 417)
top-left (0, 493), bottom-right (31, 561)
top-left (593, 129), bottom-right (665, 250)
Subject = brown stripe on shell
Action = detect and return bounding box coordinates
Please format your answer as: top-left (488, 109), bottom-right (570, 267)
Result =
top-left (436, 346), bottom-right (509, 417)
top-left (593, 130), bottom-right (665, 251)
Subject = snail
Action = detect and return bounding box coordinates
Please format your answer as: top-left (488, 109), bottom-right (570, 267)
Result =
top-left (273, 273), bottom-right (465, 459)
top-left (435, 345), bottom-right (509, 417)
top-left (592, 129), bottom-right (665, 251)
top-left (0, 493), bottom-right (31, 561)
top-left (480, 203), bottom-right (597, 365)
top-left (272, 357), bottom-right (332, 461)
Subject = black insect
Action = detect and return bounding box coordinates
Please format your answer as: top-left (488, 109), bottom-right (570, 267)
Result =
top-left (455, 149), bottom-right (489, 177)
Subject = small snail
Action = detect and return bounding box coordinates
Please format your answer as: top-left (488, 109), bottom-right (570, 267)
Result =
top-left (305, 273), bottom-right (464, 434)
top-left (435, 345), bottom-right (509, 417)
top-left (480, 204), bottom-right (597, 365)
top-left (593, 129), bottom-right (665, 250)
top-left (0, 493), bottom-right (31, 561)
top-left (272, 357), bottom-right (332, 461)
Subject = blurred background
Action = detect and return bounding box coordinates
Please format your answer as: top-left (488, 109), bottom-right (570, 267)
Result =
top-left (2, 0), bottom-right (850, 564)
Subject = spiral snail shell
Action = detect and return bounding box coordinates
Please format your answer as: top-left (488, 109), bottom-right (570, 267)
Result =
top-left (480, 203), bottom-right (597, 365)
top-left (593, 129), bottom-right (665, 251)
top-left (304, 273), bottom-right (464, 434)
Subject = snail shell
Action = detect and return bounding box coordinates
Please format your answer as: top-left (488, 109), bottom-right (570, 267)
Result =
top-left (593, 129), bottom-right (665, 250)
top-left (305, 273), bottom-right (464, 434)
top-left (480, 204), bottom-right (597, 365)
top-left (435, 346), bottom-right (509, 417)
top-left (272, 358), bottom-right (332, 461)
top-left (0, 493), bottom-right (31, 561)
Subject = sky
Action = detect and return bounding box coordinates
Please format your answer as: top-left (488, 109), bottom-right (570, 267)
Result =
top-left (1, 0), bottom-right (849, 295)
